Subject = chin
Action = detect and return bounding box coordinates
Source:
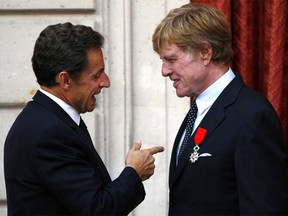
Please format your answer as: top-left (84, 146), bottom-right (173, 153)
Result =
top-left (87, 107), bottom-right (95, 113)
top-left (175, 92), bottom-right (186, 98)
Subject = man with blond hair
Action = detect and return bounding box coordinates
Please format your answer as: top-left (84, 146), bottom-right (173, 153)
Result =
top-left (152, 3), bottom-right (288, 215)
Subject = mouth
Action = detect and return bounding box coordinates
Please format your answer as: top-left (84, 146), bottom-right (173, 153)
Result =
top-left (91, 95), bottom-right (96, 106)
top-left (173, 80), bottom-right (180, 88)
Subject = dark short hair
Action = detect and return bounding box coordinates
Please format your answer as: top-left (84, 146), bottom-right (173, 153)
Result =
top-left (31, 22), bottom-right (104, 87)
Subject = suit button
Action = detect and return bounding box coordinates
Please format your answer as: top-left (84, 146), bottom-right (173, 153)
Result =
top-left (169, 201), bottom-right (174, 206)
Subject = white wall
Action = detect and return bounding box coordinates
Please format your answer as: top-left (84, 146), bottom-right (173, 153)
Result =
top-left (0, 0), bottom-right (189, 215)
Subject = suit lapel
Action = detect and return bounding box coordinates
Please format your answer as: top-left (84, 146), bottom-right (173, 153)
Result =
top-left (169, 74), bottom-right (244, 188)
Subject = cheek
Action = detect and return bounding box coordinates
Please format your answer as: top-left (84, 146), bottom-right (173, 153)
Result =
top-left (85, 80), bottom-right (98, 92)
top-left (175, 62), bottom-right (191, 78)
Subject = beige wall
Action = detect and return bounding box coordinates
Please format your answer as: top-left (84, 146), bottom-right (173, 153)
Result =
top-left (0, 0), bottom-right (189, 215)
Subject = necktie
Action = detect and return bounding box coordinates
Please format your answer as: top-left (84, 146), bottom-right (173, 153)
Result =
top-left (79, 118), bottom-right (87, 132)
top-left (177, 100), bottom-right (198, 164)
top-left (79, 118), bottom-right (93, 143)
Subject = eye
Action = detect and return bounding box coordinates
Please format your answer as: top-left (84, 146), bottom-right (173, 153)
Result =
top-left (163, 58), bottom-right (177, 63)
top-left (92, 68), bottom-right (105, 80)
top-left (168, 58), bottom-right (177, 63)
top-left (92, 72), bottom-right (102, 80)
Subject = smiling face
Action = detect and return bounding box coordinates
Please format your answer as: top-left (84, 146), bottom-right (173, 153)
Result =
top-left (159, 43), bottom-right (211, 98)
top-left (67, 48), bottom-right (110, 113)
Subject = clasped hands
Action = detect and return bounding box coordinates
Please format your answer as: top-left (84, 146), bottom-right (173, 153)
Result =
top-left (125, 141), bottom-right (164, 181)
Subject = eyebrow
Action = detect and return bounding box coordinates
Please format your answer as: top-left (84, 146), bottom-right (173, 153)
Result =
top-left (98, 67), bottom-right (105, 73)
top-left (90, 67), bottom-right (105, 79)
top-left (160, 54), bottom-right (179, 59)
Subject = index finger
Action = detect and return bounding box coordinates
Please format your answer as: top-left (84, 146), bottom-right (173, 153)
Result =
top-left (147, 146), bottom-right (164, 155)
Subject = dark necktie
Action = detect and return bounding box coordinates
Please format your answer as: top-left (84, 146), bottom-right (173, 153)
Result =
top-left (177, 100), bottom-right (198, 164)
top-left (79, 118), bottom-right (93, 143)
top-left (79, 118), bottom-right (87, 131)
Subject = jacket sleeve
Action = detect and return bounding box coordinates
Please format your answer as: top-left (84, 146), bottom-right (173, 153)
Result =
top-left (34, 126), bottom-right (145, 216)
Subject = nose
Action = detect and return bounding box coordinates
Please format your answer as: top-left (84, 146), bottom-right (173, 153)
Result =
top-left (161, 61), bottom-right (172, 77)
top-left (100, 72), bottom-right (111, 88)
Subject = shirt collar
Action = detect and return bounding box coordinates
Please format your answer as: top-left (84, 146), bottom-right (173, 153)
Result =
top-left (39, 88), bottom-right (81, 125)
top-left (196, 67), bottom-right (235, 115)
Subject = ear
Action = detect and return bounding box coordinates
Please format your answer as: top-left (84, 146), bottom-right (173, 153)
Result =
top-left (200, 44), bottom-right (213, 66)
top-left (56, 71), bottom-right (72, 89)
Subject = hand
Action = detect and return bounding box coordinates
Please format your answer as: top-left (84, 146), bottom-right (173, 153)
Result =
top-left (125, 141), bottom-right (164, 181)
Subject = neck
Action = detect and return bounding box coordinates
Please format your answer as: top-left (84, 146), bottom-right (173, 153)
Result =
top-left (199, 64), bottom-right (229, 95)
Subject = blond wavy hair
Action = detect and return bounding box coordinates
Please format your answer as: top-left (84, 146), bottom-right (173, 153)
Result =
top-left (152, 3), bottom-right (233, 66)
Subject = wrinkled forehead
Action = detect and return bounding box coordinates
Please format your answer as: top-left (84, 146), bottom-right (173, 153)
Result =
top-left (159, 39), bottom-right (194, 55)
top-left (159, 42), bottom-right (187, 58)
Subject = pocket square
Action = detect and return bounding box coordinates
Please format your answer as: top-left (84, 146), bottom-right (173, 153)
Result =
top-left (198, 153), bottom-right (212, 158)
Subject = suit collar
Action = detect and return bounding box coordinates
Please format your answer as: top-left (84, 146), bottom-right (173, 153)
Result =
top-left (33, 90), bottom-right (112, 183)
top-left (169, 74), bottom-right (244, 188)
top-left (39, 88), bottom-right (80, 125)
top-left (32, 91), bottom-right (93, 143)
top-left (196, 68), bottom-right (236, 117)
top-left (33, 90), bottom-right (78, 130)
top-left (33, 90), bottom-right (100, 149)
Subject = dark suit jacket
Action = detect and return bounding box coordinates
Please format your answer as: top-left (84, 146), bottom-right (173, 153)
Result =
top-left (168, 74), bottom-right (288, 215)
top-left (4, 91), bottom-right (145, 216)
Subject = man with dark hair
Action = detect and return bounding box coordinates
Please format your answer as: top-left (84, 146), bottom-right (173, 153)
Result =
top-left (152, 3), bottom-right (288, 215)
top-left (4, 22), bottom-right (164, 215)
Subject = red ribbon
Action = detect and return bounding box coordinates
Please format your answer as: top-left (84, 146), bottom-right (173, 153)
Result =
top-left (194, 127), bottom-right (207, 145)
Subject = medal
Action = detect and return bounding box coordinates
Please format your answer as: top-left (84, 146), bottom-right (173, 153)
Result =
top-left (189, 127), bottom-right (208, 163)
top-left (189, 145), bottom-right (200, 163)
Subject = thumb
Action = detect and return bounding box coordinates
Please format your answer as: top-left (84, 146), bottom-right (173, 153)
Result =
top-left (131, 140), bottom-right (142, 151)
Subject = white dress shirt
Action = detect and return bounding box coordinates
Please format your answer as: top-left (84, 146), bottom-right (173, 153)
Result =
top-left (39, 88), bottom-right (81, 126)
